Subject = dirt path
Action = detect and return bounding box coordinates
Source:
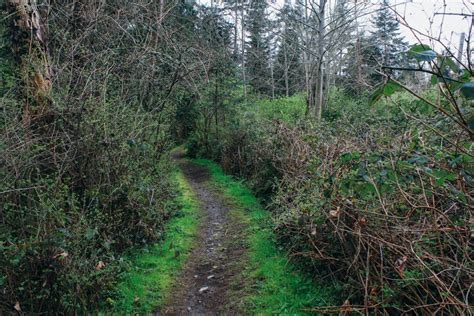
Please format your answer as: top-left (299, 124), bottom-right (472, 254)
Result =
top-left (159, 159), bottom-right (245, 315)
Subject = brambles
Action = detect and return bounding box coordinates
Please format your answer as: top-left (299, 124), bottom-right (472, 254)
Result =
top-left (191, 89), bottom-right (473, 313)
top-left (0, 1), bottom-right (185, 313)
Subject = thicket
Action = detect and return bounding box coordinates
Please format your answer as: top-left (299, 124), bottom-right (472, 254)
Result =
top-left (188, 85), bottom-right (473, 313)
top-left (0, 1), bottom-right (202, 312)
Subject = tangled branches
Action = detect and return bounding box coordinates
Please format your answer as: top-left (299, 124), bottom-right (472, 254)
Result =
top-left (199, 94), bottom-right (473, 313)
top-left (270, 122), bottom-right (473, 314)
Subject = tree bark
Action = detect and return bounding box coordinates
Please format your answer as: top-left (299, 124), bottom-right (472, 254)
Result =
top-left (315, 0), bottom-right (326, 121)
top-left (241, 1), bottom-right (247, 99)
top-left (7, 0), bottom-right (52, 127)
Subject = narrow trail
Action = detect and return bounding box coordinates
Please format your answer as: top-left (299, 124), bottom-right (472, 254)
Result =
top-left (160, 158), bottom-right (246, 315)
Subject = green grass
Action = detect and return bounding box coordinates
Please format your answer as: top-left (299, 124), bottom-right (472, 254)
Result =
top-left (193, 159), bottom-right (338, 314)
top-left (107, 171), bottom-right (200, 313)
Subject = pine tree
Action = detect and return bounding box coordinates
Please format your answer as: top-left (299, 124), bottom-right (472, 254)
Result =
top-left (274, 1), bottom-right (304, 96)
top-left (245, 0), bottom-right (271, 95)
top-left (368, 0), bottom-right (407, 83)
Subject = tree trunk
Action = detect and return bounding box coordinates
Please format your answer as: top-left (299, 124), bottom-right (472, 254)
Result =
top-left (7, 0), bottom-right (52, 128)
top-left (283, 30), bottom-right (289, 97)
top-left (303, 0), bottom-right (311, 115)
top-left (234, 0), bottom-right (238, 56)
top-left (241, 1), bottom-right (247, 99)
top-left (315, 0), bottom-right (326, 121)
top-left (270, 57), bottom-right (275, 99)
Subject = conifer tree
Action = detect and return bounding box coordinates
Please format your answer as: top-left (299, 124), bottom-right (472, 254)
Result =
top-left (368, 0), bottom-right (407, 83)
top-left (245, 0), bottom-right (271, 95)
top-left (274, 1), bottom-right (304, 96)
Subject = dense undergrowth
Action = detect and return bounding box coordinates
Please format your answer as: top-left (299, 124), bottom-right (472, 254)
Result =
top-left (0, 97), bottom-right (177, 312)
top-left (195, 159), bottom-right (339, 313)
top-left (0, 2), bottom-right (186, 312)
top-left (104, 170), bottom-right (200, 313)
top-left (188, 89), bottom-right (473, 314)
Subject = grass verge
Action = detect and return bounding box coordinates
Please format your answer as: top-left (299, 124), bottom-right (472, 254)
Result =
top-left (107, 170), bottom-right (200, 313)
top-left (193, 158), bottom-right (338, 314)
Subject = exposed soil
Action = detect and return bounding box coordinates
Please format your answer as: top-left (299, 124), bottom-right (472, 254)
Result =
top-left (158, 158), bottom-right (246, 315)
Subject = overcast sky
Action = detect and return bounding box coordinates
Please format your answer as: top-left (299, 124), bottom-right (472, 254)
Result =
top-left (392, 0), bottom-right (472, 50)
top-left (199, 0), bottom-right (472, 54)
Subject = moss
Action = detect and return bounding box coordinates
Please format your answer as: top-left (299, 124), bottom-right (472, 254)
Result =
top-left (107, 171), bottom-right (200, 313)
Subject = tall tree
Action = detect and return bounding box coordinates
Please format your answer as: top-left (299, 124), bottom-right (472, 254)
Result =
top-left (245, 0), bottom-right (271, 95)
top-left (368, 0), bottom-right (407, 83)
top-left (274, 0), bottom-right (304, 97)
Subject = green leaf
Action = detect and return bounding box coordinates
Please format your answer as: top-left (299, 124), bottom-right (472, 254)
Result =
top-left (430, 74), bottom-right (438, 85)
top-left (460, 82), bottom-right (474, 99)
top-left (408, 44), bottom-right (432, 53)
top-left (449, 70), bottom-right (471, 92)
top-left (459, 69), bottom-right (471, 82)
top-left (383, 79), bottom-right (403, 96)
top-left (431, 169), bottom-right (456, 186)
top-left (369, 80), bottom-right (404, 106)
top-left (369, 84), bottom-right (384, 106)
top-left (438, 56), bottom-right (460, 73)
top-left (408, 44), bottom-right (437, 61)
top-left (86, 227), bottom-right (98, 240)
top-left (340, 152), bottom-right (361, 162)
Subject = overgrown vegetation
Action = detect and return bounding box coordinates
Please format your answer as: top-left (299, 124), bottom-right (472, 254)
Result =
top-left (196, 159), bottom-right (338, 313)
top-left (188, 85), bottom-right (473, 313)
top-left (0, 0), bottom-right (206, 312)
top-left (1, 0), bottom-right (472, 313)
top-left (105, 170), bottom-right (200, 313)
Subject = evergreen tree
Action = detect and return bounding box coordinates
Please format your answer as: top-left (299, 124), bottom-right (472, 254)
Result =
top-left (274, 1), bottom-right (304, 96)
top-left (368, 0), bottom-right (407, 83)
top-left (245, 0), bottom-right (271, 95)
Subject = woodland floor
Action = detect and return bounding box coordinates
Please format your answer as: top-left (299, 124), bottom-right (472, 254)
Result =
top-left (158, 156), bottom-right (247, 315)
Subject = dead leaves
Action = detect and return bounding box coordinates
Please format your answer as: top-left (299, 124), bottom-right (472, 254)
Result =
top-left (95, 261), bottom-right (106, 270)
top-left (329, 207), bottom-right (340, 218)
top-left (395, 255), bottom-right (408, 277)
top-left (53, 251), bottom-right (68, 259)
top-left (14, 301), bottom-right (21, 312)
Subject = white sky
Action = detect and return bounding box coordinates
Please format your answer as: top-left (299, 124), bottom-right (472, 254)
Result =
top-left (391, 0), bottom-right (472, 50)
top-left (200, 0), bottom-right (473, 53)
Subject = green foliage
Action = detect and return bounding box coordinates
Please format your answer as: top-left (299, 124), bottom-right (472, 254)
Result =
top-left (241, 94), bottom-right (306, 123)
top-left (245, 0), bottom-right (272, 95)
top-left (190, 82), bottom-right (472, 313)
top-left (407, 44), bottom-right (436, 61)
top-left (369, 79), bottom-right (403, 105)
top-left (104, 170), bottom-right (200, 313)
top-left (460, 82), bottom-right (474, 100)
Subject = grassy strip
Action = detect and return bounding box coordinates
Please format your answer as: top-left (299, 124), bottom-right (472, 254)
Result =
top-left (193, 159), bottom-right (338, 314)
top-left (108, 170), bottom-right (200, 313)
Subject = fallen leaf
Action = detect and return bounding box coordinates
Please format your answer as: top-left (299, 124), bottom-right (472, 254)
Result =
top-left (14, 301), bottom-right (21, 312)
top-left (96, 261), bottom-right (105, 270)
top-left (358, 217), bottom-right (367, 226)
top-left (329, 207), bottom-right (340, 218)
top-left (53, 251), bottom-right (68, 259)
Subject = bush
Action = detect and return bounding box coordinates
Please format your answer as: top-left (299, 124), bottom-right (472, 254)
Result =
top-left (0, 98), bottom-right (176, 313)
top-left (191, 88), bottom-right (473, 313)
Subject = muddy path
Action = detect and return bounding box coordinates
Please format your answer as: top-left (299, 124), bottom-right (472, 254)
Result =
top-left (159, 158), bottom-right (246, 315)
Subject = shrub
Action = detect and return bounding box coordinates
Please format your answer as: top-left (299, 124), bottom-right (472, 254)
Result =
top-left (0, 98), bottom-right (176, 313)
top-left (191, 88), bottom-right (473, 313)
